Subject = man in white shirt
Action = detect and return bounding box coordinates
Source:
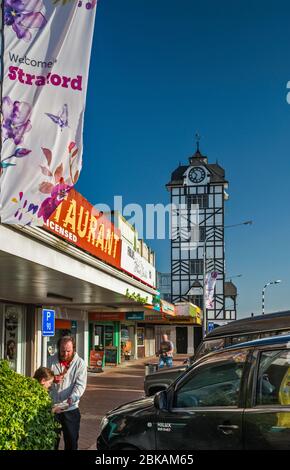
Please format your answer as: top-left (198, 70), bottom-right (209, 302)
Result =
top-left (48, 336), bottom-right (87, 450)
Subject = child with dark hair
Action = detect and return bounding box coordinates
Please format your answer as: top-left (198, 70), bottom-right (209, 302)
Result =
top-left (33, 367), bottom-right (55, 390)
top-left (34, 367), bottom-right (64, 425)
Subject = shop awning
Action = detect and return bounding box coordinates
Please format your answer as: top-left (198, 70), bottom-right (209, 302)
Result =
top-left (144, 298), bottom-right (176, 317)
top-left (175, 302), bottom-right (202, 325)
top-left (160, 299), bottom-right (176, 317)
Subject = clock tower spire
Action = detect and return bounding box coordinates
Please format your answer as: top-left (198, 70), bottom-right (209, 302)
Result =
top-left (189, 133), bottom-right (208, 165)
top-left (195, 132), bottom-right (201, 152)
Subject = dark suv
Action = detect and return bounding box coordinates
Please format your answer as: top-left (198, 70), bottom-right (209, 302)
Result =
top-left (97, 334), bottom-right (290, 450)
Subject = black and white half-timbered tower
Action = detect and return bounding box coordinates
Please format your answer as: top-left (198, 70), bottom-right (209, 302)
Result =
top-left (166, 143), bottom-right (237, 333)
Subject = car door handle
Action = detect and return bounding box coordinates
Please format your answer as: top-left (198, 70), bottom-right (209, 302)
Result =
top-left (217, 424), bottom-right (239, 435)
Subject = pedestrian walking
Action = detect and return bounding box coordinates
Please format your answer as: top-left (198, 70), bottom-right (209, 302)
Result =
top-left (48, 335), bottom-right (87, 450)
top-left (157, 333), bottom-right (174, 368)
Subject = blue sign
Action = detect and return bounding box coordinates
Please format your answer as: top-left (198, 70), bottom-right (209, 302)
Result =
top-left (207, 322), bottom-right (215, 333)
top-left (42, 309), bottom-right (55, 337)
top-left (125, 312), bottom-right (144, 321)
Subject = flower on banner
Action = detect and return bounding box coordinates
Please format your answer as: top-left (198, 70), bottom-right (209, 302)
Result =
top-left (2, 97), bottom-right (32, 145)
top-left (38, 179), bottom-right (72, 222)
top-left (0, 147), bottom-right (32, 176)
top-left (11, 192), bottom-right (39, 224)
top-left (37, 144), bottom-right (79, 222)
top-left (78, 0), bottom-right (97, 9)
top-left (4, 0), bottom-right (47, 42)
top-left (68, 142), bottom-right (80, 184)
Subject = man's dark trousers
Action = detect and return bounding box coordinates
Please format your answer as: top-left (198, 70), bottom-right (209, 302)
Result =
top-left (56, 408), bottom-right (81, 450)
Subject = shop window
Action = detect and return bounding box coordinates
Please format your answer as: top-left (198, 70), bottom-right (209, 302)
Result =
top-left (93, 325), bottom-right (104, 351)
top-left (137, 327), bottom-right (145, 346)
top-left (121, 325), bottom-right (132, 360)
top-left (3, 304), bottom-right (24, 373)
top-left (104, 325), bottom-right (117, 365)
top-left (104, 325), bottom-right (114, 347)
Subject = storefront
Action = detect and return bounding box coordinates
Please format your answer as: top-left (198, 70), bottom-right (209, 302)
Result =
top-left (136, 320), bottom-right (156, 359)
top-left (88, 313), bottom-right (121, 367)
top-left (111, 310), bottom-right (157, 360)
top-left (157, 302), bottom-right (203, 355)
top-left (136, 299), bottom-right (177, 358)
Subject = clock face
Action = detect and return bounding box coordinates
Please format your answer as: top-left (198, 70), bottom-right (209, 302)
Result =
top-left (188, 167), bottom-right (206, 184)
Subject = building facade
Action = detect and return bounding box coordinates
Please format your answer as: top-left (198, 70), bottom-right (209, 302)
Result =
top-left (157, 272), bottom-right (171, 302)
top-left (167, 146), bottom-right (236, 333)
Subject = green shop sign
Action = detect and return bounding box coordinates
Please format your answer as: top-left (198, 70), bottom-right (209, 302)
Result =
top-left (125, 312), bottom-right (144, 321)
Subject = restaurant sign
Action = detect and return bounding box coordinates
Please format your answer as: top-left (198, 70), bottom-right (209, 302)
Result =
top-left (45, 189), bottom-right (121, 269)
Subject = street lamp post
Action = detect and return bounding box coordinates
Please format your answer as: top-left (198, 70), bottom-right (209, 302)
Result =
top-left (262, 280), bottom-right (282, 315)
top-left (202, 241), bottom-right (207, 338)
top-left (225, 274), bottom-right (242, 281)
top-left (225, 221), bottom-right (253, 229)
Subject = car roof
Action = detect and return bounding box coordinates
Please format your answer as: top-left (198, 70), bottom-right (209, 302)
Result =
top-left (223, 333), bottom-right (290, 351)
top-left (182, 334), bottom-right (290, 377)
top-left (205, 310), bottom-right (290, 339)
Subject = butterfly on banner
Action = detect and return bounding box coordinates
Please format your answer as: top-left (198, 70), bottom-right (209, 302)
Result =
top-left (45, 104), bottom-right (69, 130)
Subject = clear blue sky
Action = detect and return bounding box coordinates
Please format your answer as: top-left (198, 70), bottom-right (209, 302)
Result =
top-left (76, 0), bottom-right (290, 318)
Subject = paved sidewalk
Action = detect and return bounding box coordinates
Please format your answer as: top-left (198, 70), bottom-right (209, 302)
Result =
top-left (76, 354), bottom-right (187, 450)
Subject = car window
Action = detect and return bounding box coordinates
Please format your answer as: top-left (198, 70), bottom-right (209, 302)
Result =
top-left (256, 350), bottom-right (290, 406)
top-left (259, 332), bottom-right (276, 339)
top-left (277, 330), bottom-right (290, 337)
top-left (231, 335), bottom-right (250, 345)
top-left (174, 349), bottom-right (248, 408)
top-left (194, 338), bottom-right (225, 360)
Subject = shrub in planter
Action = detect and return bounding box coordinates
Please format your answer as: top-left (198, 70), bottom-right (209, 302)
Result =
top-left (0, 360), bottom-right (58, 450)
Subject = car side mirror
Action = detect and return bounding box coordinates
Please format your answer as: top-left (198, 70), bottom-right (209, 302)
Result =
top-left (154, 390), bottom-right (167, 411)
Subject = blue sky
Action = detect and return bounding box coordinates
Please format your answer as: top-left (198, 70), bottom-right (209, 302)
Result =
top-left (76, 0), bottom-right (290, 317)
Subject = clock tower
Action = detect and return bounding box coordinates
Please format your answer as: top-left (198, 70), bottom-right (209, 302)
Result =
top-left (166, 144), bottom-right (236, 333)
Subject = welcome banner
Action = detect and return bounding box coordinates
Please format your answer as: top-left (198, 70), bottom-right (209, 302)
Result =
top-left (0, 0), bottom-right (97, 225)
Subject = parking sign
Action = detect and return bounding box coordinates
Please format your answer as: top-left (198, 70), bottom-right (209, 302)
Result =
top-left (208, 322), bottom-right (215, 333)
top-left (42, 309), bottom-right (55, 337)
